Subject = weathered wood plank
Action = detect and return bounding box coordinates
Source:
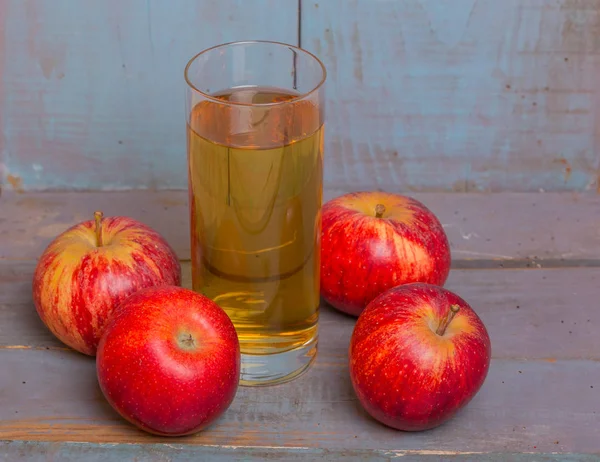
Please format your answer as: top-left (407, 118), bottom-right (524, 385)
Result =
top-left (0, 0), bottom-right (298, 191)
top-left (0, 348), bottom-right (598, 455)
top-left (1, 441), bottom-right (597, 462)
top-left (2, 1), bottom-right (600, 193)
top-left (1, 190), bottom-right (597, 458)
top-left (2, 260), bottom-right (599, 362)
top-left (1, 190), bottom-right (598, 264)
top-left (302, 0), bottom-right (600, 192)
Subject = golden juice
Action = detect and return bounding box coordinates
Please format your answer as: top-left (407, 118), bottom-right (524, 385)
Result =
top-left (187, 86), bottom-right (323, 381)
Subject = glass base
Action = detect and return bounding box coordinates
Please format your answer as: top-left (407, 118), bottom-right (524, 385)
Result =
top-left (239, 336), bottom-right (318, 387)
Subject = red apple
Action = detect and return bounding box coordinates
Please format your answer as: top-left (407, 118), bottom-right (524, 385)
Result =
top-left (32, 211), bottom-right (181, 355)
top-left (349, 283), bottom-right (491, 431)
top-left (320, 191), bottom-right (451, 316)
top-left (96, 285), bottom-right (240, 436)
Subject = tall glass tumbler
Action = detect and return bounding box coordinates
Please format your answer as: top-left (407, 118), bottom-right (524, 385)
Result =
top-left (185, 41), bottom-right (326, 386)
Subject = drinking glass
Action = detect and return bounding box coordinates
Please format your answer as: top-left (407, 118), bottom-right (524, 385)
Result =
top-left (184, 41), bottom-right (326, 386)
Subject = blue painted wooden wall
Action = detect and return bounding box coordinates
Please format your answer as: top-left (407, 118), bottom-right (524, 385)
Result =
top-left (1, 0), bottom-right (598, 193)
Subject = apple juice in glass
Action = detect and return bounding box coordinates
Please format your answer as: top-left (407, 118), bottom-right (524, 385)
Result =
top-left (184, 41), bottom-right (326, 386)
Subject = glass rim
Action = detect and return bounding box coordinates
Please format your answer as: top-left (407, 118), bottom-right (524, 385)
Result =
top-left (184, 40), bottom-right (327, 108)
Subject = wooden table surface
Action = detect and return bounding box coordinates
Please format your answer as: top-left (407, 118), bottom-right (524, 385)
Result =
top-left (0, 189), bottom-right (598, 461)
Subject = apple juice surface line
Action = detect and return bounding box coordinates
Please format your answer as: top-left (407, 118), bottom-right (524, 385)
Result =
top-left (187, 86), bottom-right (324, 385)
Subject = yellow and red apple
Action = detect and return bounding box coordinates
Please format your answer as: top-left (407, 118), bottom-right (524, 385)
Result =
top-left (320, 191), bottom-right (451, 316)
top-left (349, 283), bottom-right (491, 431)
top-left (32, 212), bottom-right (181, 355)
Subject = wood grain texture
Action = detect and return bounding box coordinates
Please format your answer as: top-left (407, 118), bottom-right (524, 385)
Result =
top-left (1, 442), bottom-right (598, 462)
top-left (0, 0), bottom-right (298, 191)
top-left (1, 189), bottom-right (598, 458)
top-left (302, 0), bottom-right (600, 192)
top-left (1, 190), bottom-right (598, 264)
top-left (2, 260), bottom-right (599, 362)
top-left (0, 349), bottom-right (598, 454)
top-left (0, 0), bottom-right (7, 191)
top-left (2, 0), bottom-right (600, 193)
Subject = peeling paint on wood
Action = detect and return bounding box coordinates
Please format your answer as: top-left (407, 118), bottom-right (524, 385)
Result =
top-left (1, 0), bottom-right (599, 192)
top-left (5, 174), bottom-right (24, 192)
top-left (0, 0), bottom-right (298, 191)
top-left (302, 0), bottom-right (600, 192)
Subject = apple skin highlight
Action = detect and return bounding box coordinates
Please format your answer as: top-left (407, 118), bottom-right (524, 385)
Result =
top-left (96, 286), bottom-right (241, 437)
top-left (349, 283), bottom-right (491, 431)
top-left (320, 191), bottom-right (451, 317)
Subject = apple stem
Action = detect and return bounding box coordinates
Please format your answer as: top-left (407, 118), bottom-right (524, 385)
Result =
top-left (178, 333), bottom-right (197, 350)
top-left (436, 304), bottom-right (460, 336)
top-left (94, 211), bottom-right (104, 247)
top-left (375, 204), bottom-right (386, 218)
